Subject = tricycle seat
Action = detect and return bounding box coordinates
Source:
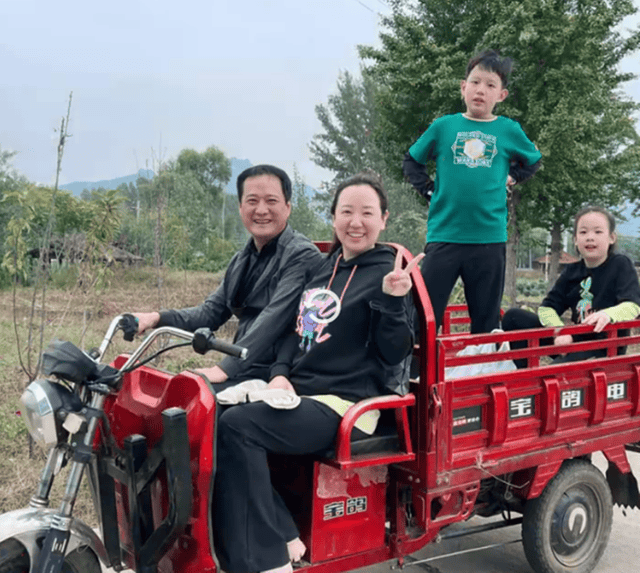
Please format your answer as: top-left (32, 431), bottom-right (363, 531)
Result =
top-left (321, 392), bottom-right (416, 469)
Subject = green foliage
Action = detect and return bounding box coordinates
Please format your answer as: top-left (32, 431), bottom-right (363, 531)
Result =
top-left (287, 168), bottom-right (333, 241)
top-left (49, 261), bottom-right (79, 290)
top-left (0, 402), bottom-right (26, 443)
top-left (174, 146), bottom-right (231, 205)
top-left (380, 181), bottom-right (428, 255)
top-left (616, 234), bottom-right (640, 262)
top-left (191, 235), bottom-right (239, 273)
top-left (308, 71), bottom-right (429, 253)
top-left (362, 0), bottom-right (640, 234)
top-left (516, 277), bottom-right (548, 298)
top-left (1, 184), bottom-right (124, 287)
top-left (114, 146), bottom-right (238, 271)
top-left (309, 70), bottom-right (384, 187)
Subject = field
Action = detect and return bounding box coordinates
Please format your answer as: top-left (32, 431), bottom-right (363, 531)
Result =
top-left (0, 265), bottom-right (227, 523)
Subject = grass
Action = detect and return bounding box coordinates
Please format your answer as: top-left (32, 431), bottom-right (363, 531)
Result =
top-left (0, 264), bottom-right (225, 521)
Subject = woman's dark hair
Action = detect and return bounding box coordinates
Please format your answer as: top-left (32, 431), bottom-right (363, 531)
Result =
top-left (328, 171), bottom-right (389, 255)
top-left (573, 205), bottom-right (617, 255)
top-left (236, 164), bottom-right (292, 203)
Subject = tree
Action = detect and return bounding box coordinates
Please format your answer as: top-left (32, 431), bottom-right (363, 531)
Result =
top-left (380, 180), bottom-right (428, 256)
top-left (0, 147), bottom-right (23, 286)
top-left (361, 0), bottom-right (640, 297)
top-left (287, 167), bottom-right (332, 241)
top-left (175, 146), bottom-right (232, 237)
top-left (309, 71), bottom-right (429, 254)
top-left (309, 70), bottom-right (384, 187)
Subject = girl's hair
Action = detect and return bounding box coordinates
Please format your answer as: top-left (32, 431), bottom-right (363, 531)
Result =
top-left (573, 205), bottom-right (617, 254)
top-left (328, 171), bottom-right (389, 256)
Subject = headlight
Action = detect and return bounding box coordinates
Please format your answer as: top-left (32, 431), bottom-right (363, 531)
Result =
top-left (20, 379), bottom-right (79, 449)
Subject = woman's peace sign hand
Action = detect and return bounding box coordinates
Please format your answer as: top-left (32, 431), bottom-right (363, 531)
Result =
top-left (382, 251), bottom-right (425, 297)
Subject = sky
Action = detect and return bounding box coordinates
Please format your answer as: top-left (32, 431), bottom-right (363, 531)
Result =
top-left (1, 0), bottom-right (391, 189)
top-left (1, 0), bottom-right (639, 191)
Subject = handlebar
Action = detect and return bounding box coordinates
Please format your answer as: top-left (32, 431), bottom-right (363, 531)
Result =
top-left (93, 315), bottom-right (248, 370)
top-left (192, 328), bottom-right (248, 359)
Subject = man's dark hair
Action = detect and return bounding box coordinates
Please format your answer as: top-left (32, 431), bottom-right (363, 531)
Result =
top-left (236, 164), bottom-right (292, 203)
top-left (465, 49), bottom-right (513, 88)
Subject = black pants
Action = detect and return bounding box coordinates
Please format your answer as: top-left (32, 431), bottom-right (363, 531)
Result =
top-left (421, 242), bottom-right (505, 334)
top-left (213, 398), bottom-right (344, 573)
top-left (501, 307), bottom-right (610, 368)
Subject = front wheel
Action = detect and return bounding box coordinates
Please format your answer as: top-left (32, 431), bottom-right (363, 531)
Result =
top-left (522, 459), bottom-right (613, 573)
top-left (0, 538), bottom-right (101, 573)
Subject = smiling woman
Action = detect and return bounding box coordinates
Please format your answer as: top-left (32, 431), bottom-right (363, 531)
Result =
top-left (331, 183), bottom-right (389, 261)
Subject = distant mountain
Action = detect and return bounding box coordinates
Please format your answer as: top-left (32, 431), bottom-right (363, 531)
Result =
top-left (58, 157), bottom-right (319, 202)
top-left (59, 159), bottom-right (256, 198)
top-left (60, 169), bottom-right (155, 196)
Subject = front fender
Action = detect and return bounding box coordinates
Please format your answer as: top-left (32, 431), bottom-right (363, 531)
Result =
top-left (0, 507), bottom-right (111, 569)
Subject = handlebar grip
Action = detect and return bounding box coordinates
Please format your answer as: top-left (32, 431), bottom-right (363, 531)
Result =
top-left (209, 338), bottom-right (248, 360)
top-left (192, 328), bottom-right (248, 360)
top-left (119, 314), bottom-right (139, 342)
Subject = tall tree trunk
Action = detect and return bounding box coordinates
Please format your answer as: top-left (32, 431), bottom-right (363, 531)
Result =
top-left (504, 187), bottom-right (521, 307)
top-left (549, 222), bottom-right (563, 285)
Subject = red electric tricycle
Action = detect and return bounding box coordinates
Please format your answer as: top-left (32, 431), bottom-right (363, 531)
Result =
top-left (2, 243), bottom-right (640, 573)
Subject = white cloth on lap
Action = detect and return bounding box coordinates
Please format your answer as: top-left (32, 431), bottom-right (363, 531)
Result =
top-left (216, 379), bottom-right (301, 409)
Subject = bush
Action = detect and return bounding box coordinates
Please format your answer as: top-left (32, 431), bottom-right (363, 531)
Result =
top-left (516, 277), bottom-right (548, 299)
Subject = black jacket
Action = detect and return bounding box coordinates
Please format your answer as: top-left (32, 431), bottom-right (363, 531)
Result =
top-left (158, 225), bottom-right (323, 379)
top-left (543, 253), bottom-right (640, 324)
top-left (270, 245), bottom-right (413, 402)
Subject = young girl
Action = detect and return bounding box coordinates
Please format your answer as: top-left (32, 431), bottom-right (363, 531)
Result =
top-left (503, 206), bottom-right (640, 367)
top-left (213, 173), bottom-right (423, 573)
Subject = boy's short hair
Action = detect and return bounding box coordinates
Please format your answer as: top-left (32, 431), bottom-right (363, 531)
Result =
top-left (465, 49), bottom-right (513, 88)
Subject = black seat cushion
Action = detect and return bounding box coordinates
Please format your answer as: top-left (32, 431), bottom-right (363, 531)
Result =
top-left (322, 409), bottom-right (400, 459)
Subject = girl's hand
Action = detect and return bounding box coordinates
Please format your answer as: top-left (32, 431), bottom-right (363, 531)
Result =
top-left (554, 334), bottom-right (573, 347)
top-left (268, 376), bottom-right (295, 393)
top-left (382, 251), bottom-right (425, 297)
top-left (582, 311), bottom-right (611, 333)
top-left (506, 175), bottom-right (516, 187)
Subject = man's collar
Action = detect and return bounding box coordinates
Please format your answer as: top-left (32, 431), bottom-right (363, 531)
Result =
top-left (248, 226), bottom-right (289, 255)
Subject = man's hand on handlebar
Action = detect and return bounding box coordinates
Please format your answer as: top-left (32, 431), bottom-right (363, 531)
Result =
top-left (132, 312), bottom-right (161, 334)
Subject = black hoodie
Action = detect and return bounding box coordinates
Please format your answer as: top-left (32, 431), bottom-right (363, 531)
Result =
top-left (270, 245), bottom-right (413, 403)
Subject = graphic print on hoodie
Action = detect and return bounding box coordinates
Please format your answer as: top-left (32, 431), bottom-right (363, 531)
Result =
top-left (295, 257), bottom-right (358, 353)
top-left (296, 288), bottom-right (341, 351)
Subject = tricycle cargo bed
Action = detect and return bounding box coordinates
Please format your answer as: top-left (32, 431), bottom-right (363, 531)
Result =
top-left (429, 321), bottom-right (640, 499)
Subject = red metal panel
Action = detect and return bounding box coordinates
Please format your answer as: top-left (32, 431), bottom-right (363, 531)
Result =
top-left (589, 369), bottom-right (607, 425)
top-left (631, 365), bottom-right (640, 417)
top-left (309, 462), bottom-right (387, 563)
top-left (527, 460), bottom-right (563, 499)
top-left (103, 362), bottom-right (218, 573)
top-left (603, 445), bottom-right (632, 474)
top-left (541, 376), bottom-right (560, 435)
top-left (488, 384), bottom-right (508, 445)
